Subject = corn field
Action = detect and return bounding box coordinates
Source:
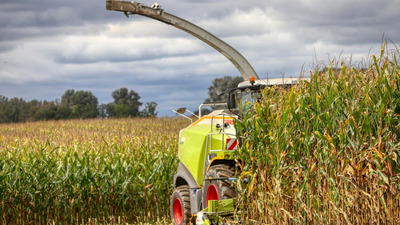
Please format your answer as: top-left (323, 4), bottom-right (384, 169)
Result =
top-left (2, 46), bottom-right (400, 225)
top-left (235, 45), bottom-right (400, 224)
top-left (0, 117), bottom-right (189, 224)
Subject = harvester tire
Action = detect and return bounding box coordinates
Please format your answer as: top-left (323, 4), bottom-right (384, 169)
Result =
top-left (202, 164), bottom-right (236, 208)
top-left (171, 185), bottom-right (191, 225)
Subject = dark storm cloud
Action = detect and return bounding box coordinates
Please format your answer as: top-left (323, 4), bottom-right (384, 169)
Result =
top-left (264, 0), bottom-right (400, 45)
top-left (0, 0), bottom-right (399, 116)
top-left (0, 2), bottom-right (78, 27)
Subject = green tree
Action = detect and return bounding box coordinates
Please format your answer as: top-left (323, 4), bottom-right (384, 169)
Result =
top-left (26, 99), bottom-right (41, 121)
top-left (61, 89), bottom-right (75, 107)
top-left (36, 101), bottom-right (58, 121)
top-left (114, 104), bottom-right (131, 118)
top-left (107, 88), bottom-right (142, 117)
top-left (204, 76), bottom-right (244, 103)
top-left (55, 106), bottom-right (72, 120)
top-left (0, 96), bottom-right (10, 123)
top-left (98, 103), bottom-right (108, 118)
top-left (103, 103), bottom-right (116, 118)
top-left (141, 101), bottom-right (158, 117)
top-left (70, 90), bottom-right (99, 118)
top-left (0, 89), bottom-right (100, 123)
top-left (0, 97), bottom-right (29, 123)
top-left (60, 89), bottom-right (99, 119)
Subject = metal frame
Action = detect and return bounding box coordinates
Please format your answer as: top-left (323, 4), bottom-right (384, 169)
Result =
top-left (203, 112), bottom-right (236, 176)
top-left (198, 103), bottom-right (227, 118)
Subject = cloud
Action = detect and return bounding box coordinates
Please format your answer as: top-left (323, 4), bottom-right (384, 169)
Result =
top-left (0, 0), bottom-right (399, 116)
top-left (265, 0), bottom-right (400, 45)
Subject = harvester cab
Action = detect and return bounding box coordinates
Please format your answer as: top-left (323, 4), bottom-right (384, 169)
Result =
top-left (227, 77), bottom-right (305, 115)
top-left (106, 1), bottom-right (307, 224)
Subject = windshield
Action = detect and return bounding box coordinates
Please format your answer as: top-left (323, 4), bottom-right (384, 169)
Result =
top-left (240, 91), bottom-right (255, 108)
top-left (228, 85), bottom-right (264, 115)
top-left (235, 88), bottom-right (260, 111)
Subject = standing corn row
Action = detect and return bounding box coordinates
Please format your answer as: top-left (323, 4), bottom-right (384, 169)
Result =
top-left (0, 117), bottom-right (189, 224)
top-left (235, 45), bottom-right (400, 224)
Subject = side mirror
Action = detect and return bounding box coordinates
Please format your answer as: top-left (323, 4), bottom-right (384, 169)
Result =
top-left (215, 89), bottom-right (224, 96)
top-left (176, 107), bottom-right (187, 114)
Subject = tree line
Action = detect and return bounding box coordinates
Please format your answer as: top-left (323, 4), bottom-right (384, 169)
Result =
top-left (0, 87), bottom-right (157, 123)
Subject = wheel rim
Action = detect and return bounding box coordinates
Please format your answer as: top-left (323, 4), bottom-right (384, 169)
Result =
top-left (173, 197), bottom-right (183, 224)
top-left (206, 184), bottom-right (219, 206)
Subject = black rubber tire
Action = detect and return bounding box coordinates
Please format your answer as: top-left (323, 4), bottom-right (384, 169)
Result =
top-left (202, 164), bottom-right (236, 209)
top-left (171, 185), bottom-right (191, 225)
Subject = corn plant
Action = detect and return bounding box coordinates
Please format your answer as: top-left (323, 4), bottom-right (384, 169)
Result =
top-left (0, 117), bottom-right (188, 224)
top-left (235, 44), bottom-right (400, 224)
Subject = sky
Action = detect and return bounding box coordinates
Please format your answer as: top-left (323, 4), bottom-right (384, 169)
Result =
top-left (0, 0), bottom-right (399, 116)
